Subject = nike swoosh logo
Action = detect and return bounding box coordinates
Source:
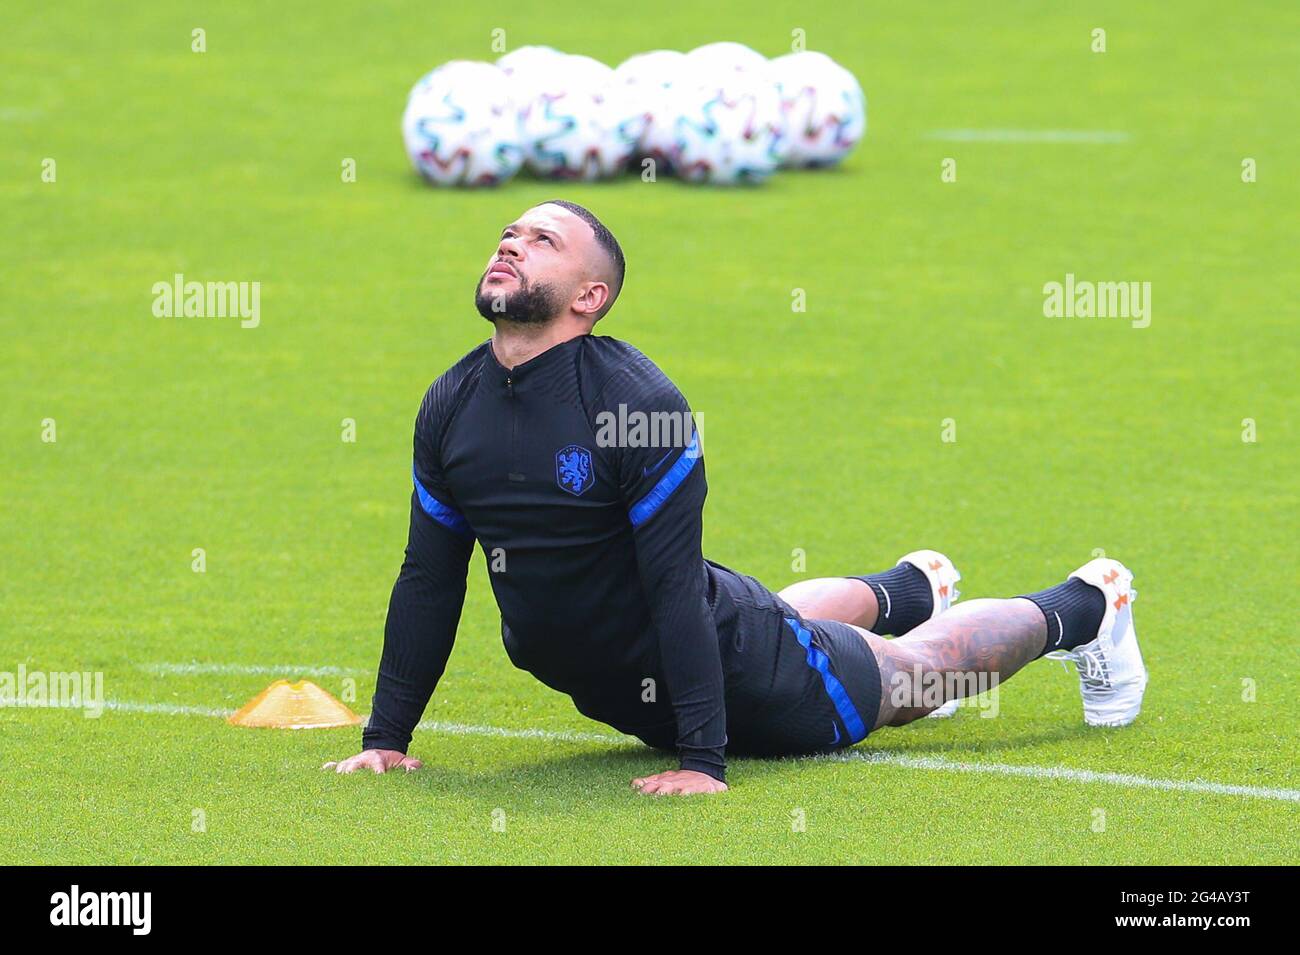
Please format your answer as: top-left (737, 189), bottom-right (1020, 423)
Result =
top-left (830, 721), bottom-right (842, 745)
top-left (643, 449), bottom-right (673, 477)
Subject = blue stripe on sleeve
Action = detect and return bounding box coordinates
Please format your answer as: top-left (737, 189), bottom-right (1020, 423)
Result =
top-left (628, 431), bottom-right (701, 527)
top-left (412, 465), bottom-right (472, 537)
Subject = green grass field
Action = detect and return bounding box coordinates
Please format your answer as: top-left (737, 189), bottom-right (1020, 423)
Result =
top-left (2, 1), bottom-right (1296, 864)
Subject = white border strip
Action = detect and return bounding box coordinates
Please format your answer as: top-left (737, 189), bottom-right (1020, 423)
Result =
top-left (95, 699), bottom-right (1300, 803)
top-left (926, 128), bottom-right (1131, 143)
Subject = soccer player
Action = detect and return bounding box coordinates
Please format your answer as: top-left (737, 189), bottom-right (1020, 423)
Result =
top-left (325, 200), bottom-right (1148, 795)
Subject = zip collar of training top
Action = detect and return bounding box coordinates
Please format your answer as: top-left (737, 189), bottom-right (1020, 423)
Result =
top-left (486, 333), bottom-right (586, 382)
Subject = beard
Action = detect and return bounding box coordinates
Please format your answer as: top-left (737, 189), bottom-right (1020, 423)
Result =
top-left (474, 270), bottom-right (564, 326)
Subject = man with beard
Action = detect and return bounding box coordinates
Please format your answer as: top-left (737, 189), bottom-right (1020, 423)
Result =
top-left (325, 200), bottom-right (1148, 795)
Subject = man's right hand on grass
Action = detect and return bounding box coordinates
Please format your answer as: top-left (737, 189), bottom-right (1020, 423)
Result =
top-left (323, 749), bottom-right (422, 774)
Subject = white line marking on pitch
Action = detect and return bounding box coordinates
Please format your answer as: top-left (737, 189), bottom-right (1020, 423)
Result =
top-left (139, 662), bottom-right (365, 677)
top-left (414, 719), bottom-right (635, 744)
top-left (828, 751), bottom-right (1300, 802)
top-left (99, 700), bottom-right (1300, 803)
top-left (926, 129), bottom-right (1131, 143)
top-left (105, 700), bottom-right (235, 718)
top-left (103, 701), bottom-right (626, 744)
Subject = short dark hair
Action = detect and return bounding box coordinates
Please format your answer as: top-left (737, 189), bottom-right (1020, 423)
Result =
top-left (542, 199), bottom-right (625, 318)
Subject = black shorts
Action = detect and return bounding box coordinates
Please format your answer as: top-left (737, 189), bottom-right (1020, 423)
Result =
top-left (613, 561), bottom-right (883, 759)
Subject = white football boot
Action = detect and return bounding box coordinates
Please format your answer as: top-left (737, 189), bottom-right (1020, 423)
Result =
top-left (895, 550), bottom-right (963, 718)
top-left (1045, 557), bottom-right (1148, 727)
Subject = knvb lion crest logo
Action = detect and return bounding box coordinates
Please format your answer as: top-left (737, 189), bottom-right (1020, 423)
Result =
top-left (555, 444), bottom-right (594, 496)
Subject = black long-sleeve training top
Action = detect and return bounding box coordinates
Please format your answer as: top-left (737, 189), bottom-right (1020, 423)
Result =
top-left (362, 334), bottom-right (728, 780)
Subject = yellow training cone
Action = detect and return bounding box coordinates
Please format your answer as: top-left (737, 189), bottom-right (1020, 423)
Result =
top-left (227, 679), bottom-right (363, 729)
